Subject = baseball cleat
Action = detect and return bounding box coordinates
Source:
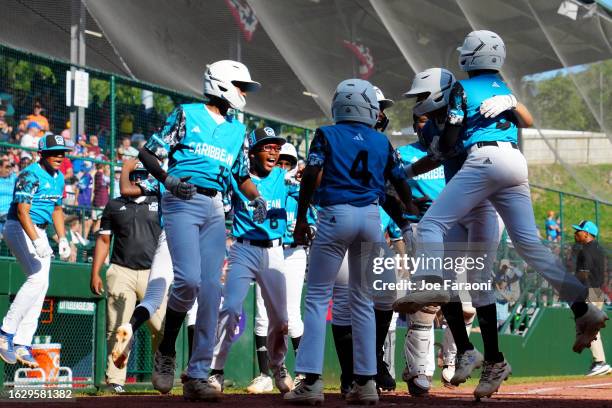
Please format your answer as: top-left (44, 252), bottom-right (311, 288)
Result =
top-left (450, 348), bottom-right (483, 386)
top-left (586, 361), bottom-right (612, 376)
top-left (111, 323), bottom-right (133, 369)
top-left (473, 359), bottom-right (511, 399)
top-left (375, 360), bottom-right (396, 391)
top-left (0, 330), bottom-right (16, 365)
top-left (246, 373), bottom-right (273, 394)
top-left (273, 364), bottom-right (294, 394)
top-left (183, 377), bottom-right (222, 401)
top-left (441, 365), bottom-right (456, 388)
top-left (208, 373), bottom-right (224, 392)
top-left (573, 304), bottom-right (608, 353)
top-left (14, 345), bottom-right (39, 368)
top-left (392, 289), bottom-right (450, 314)
top-left (345, 380), bottom-right (379, 405)
top-left (152, 350), bottom-right (176, 394)
top-left (283, 374), bottom-right (324, 405)
top-left (407, 375), bottom-right (430, 397)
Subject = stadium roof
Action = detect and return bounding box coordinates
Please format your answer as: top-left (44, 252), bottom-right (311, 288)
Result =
top-left (0, 0), bottom-right (610, 124)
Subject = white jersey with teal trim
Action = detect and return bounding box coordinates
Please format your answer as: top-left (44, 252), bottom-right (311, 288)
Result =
top-left (231, 167), bottom-right (294, 241)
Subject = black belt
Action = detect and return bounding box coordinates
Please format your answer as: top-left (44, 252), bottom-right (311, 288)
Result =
top-left (195, 186), bottom-right (219, 197)
top-left (476, 141), bottom-right (518, 149)
top-left (35, 223), bottom-right (48, 229)
top-left (236, 237), bottom-right (282, 248)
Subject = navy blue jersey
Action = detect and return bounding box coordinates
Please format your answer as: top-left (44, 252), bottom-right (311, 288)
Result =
top-left (145, 104), bottom-right (249, 192)
top-left (231, 167), bottom-right (294, 241)
top-left (447, 74), bottom-right (519, 149)
top-left (8, 163), bottom-right (64, 225)
top-left (284, 187), bottom-right (317, 245)
top-left (419, 121), bottom-right (468, 182)
top-left (307, 123), bottom-right (404, 207)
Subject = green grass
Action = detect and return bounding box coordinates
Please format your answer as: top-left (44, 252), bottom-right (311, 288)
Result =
top-left (529, 164), bottom-right (611, 243)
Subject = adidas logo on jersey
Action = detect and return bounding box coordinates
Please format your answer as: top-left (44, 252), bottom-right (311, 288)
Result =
top-left (492, 81), bottom-right (501, 88)
top-left (353, 134), bottom-right (364, 141)
top-left (44, 182), bottom-right (51, 189)
top-left (191, 126), bottom-right (201, 133)
top-left (119, 205), bottom-right (127, 211)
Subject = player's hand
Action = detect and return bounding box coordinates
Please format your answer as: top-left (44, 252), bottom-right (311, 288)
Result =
top-left (90, 273), bottom-right (104, 295)
top-left (294, 219), bottom-right (314, 245)
top-left (122, 158), bottom-right (138, 172)
top-left (58, 237), bottom-right (71, 261)
top-left (164, 175), bottom-right (196, 200)
top-left (249, 196), bottom-right (268, 223)
top-left (480, 94), bottom-right (517, 118)
top-left (414, 196), bottom-right (432, 215)
top-left (32, 237), bottom-right (53, 258)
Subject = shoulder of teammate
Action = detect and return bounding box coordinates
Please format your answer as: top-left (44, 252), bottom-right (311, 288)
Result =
top-left (13, 167), bottom-right (39, 203)
top-left (306, 128), bottom-right (328, 168)
top-left (446, 81), bottom-right (467, 127)
top-left (144, 105), bottom-right (186, 160)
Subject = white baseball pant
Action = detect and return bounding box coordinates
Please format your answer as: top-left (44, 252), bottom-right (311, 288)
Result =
top-left (212, 241), bottom-right (288, 371)
top-left (255, 246), bottom-right (306, 338)
top-left (138, 230), bottom-right (173, 316)
top-left (416, 143), bottom-right (587, 302)
top-left (2, 220), bottom-right (51, 346)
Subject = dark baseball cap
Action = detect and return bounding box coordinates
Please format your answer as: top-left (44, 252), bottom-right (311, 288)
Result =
top-left (247, 127), bottom-right (286, 150)
top-left (38, 134), bottom-right (72, 152)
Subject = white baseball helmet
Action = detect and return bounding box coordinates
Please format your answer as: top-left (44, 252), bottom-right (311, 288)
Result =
top-left (279, 142), bottom-right (298, 164)
top-left (405, 68), bottom-right (456, 116)
top-left (331, 78), bottom-right (380, 126)
top-left (373, 86), bottom-right (394, 110)
top-left (203, 60), bottom-right (261, 110)
top-left (457, 30), bottom-right (506, 72)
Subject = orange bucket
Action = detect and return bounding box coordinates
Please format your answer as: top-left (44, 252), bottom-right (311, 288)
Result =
top-left (26, 343), bottom-right (61, 384)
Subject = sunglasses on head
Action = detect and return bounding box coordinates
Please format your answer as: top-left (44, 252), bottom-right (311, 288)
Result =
top-left (258, 144), bottom-right (282, 153)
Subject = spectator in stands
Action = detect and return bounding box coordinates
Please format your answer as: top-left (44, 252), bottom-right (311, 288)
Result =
top-left (88, 135), bottom-right (102, 157)
top-left (89, 163), bottom-right (164, 393)
top-left (545, 210), bottom-right (561, 243)
top-left (572, 220), bottom-right (610, 376)
top-left (119, 107), bottom-right (134, 137)
top-left (131, 127), bottom-right (146, 144)
top-left (23, 101), bottom-right (49, 135)
top-left (65, 215), bottom-right (91, 262)
top-left (495, 259), bottom-right (521, 329)
top-left (20, 122), bottom-right (42, 150)
top-left (112, 166), bottom-right (122, 199)
top-left (19, 153), bottom-right (31, 171)
top-left (0, 117), bottom-right (12, 142)
top-left (92, 163), bottom-right (110, 233)
top-left (77, 162), bottom-right (94, 238)
top-left (64, 176), bottom-right (78, 207)
top-left (0, 156), bottom-right (16, 239)
top-left (117, 136), bottom-right (138, 160)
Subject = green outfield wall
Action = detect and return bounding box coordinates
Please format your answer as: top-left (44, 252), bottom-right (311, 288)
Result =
top-left (0, 258), bottom-right (610, 389)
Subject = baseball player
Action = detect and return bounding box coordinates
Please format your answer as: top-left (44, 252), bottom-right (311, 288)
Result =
top-left (330, 86), bottom-right (402, 396)
top-left (138, 60), bottom-right (267, 401)
top-left (247, 142), bottom-right (313, 394)
top-left (396, 31), bottom-right (608, 398)
top-left (0, 134), bottom-right (71, 367)
top-left (208, 127), bottom-right (293, 395)
top-left (284, 78), bottom-right (417, 405)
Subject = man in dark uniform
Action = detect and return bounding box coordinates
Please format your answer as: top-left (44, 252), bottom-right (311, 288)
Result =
top-left (573, 220), bottom-right (610, 376)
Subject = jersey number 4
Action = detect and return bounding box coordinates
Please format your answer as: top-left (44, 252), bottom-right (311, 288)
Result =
top-left (350, 151), bottom-right (372, 185)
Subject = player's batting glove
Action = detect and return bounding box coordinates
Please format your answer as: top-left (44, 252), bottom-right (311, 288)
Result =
top-left (164, 175), bottom-right (196, 200)
top-left (479, 94), bottom-right (517, 119)
top-left (58, 237), bottom-right (71, 261)
top-left (32, 237), bottom-right (53, 258)
top-left (249, 196), bottom-right (267, 223)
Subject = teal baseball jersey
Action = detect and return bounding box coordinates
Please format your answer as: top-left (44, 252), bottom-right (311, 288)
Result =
top-left (8, 163), bottom-right (64, 225)
top-left (232, 167), bottom-right (294, 241)
top-left (380, 207), bottom-right (402, 241)
top-left (145, 103), bottom-right (249, 192)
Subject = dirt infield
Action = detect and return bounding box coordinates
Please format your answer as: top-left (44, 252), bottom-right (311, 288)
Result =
top-left (5, 377), bottom-right (611, 407)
